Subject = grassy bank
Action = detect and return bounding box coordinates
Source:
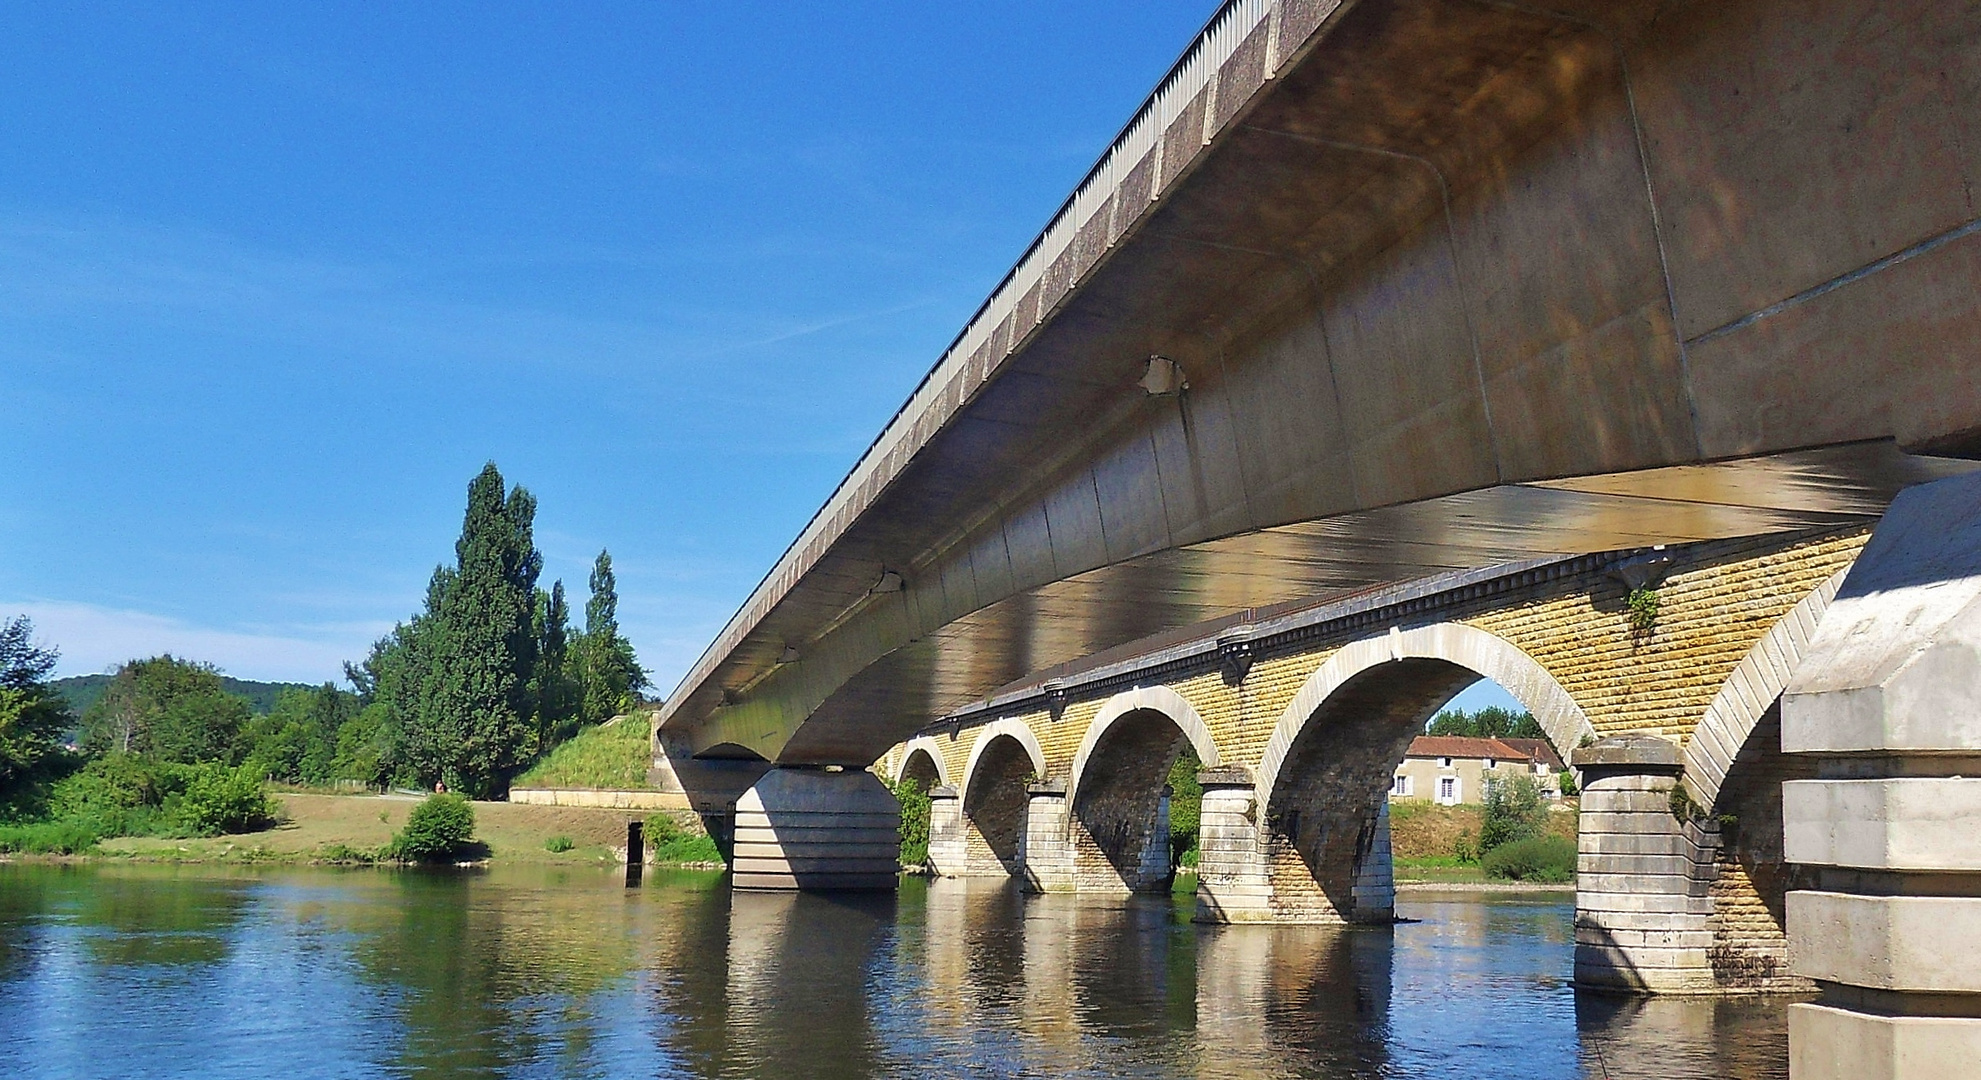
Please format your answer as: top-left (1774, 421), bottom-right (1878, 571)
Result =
top-left (1389, 798), bottom-right (1578, 883)
top-left (510, 714), bottom-right (655, 790)
top-left (21, 791), bottom-right (717, 867)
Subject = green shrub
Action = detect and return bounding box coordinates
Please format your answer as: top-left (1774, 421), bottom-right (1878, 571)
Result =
top-left (545, 835), bottom-right (575, 853)
top-left (889, 777), bottom-right (930, 869)
top-left (1481, 834), bottom-right (1577, 883)
top-left (1556, 769), bottom-right (1578, 798)
top-left (0, 819), bottom-right (101, 854)
top-left (172, 764), bottom-right (277, 835)
top-left (390, 792), bottom-right (477, 861)
top-left (317, 843), bottom-right (378, 864)
top-left (1480, 773), bottom-right (1547, 853)
top-left (644, 812), bottom-right (721, 864)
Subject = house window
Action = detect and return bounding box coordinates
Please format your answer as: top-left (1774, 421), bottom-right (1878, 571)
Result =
top-left (1438, 776), bottom-right (1458, 803)
top-left (1439, 757), bottom-right (1452, 768)
top-left (1392, 774), bottom-right (1412, 797)
top-left (1484, 758), bottom-right (1496, 769)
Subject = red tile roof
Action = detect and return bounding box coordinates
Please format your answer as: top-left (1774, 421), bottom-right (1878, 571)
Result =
top-left (1498, 737), bottom-right (1565, 771)
top-left (1404, 735), bottom-right (1531, 762)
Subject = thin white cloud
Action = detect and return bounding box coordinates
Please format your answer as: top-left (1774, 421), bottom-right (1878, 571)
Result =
top-left (5, 600), bottom-right (382, 684)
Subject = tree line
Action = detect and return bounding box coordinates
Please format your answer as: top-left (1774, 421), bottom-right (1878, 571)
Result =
top-left (0, 462), bottom-right (649, 845)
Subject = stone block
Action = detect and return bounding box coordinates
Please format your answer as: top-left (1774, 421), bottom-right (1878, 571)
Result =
top-left (1784, 778), bottom-right (1981, 870)
top-left (1789, 891), bottom-right (1981, 992)
top-left (1790, 1003), bottom-right (1981, 1080)
top-left (1784, 472), bottom-right (1981, 754)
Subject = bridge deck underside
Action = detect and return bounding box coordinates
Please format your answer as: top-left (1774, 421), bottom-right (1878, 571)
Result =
top-left (666, 0), bottom-right (1981, 767)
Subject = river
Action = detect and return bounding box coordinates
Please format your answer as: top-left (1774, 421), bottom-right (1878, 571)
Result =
top-left (0, 862), bottom-right (1790, 1078)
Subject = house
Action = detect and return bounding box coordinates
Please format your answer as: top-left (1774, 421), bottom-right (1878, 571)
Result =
top-left (1389, 735), bottom-right (1563, 806)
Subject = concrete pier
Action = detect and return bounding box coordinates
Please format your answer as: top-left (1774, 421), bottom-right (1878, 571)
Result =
top-left (1781, 473), bottom-right (1981, 1079)
top-left (730, 767), bottom-right (900, 891)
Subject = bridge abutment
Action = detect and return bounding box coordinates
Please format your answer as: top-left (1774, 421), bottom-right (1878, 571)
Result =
top-left (1780, 473), bottom-right (1981, 1080)
top-left (731, 767), bottom-right (900, 892)
top-left (1572, 735), bottom-right (1717, 993)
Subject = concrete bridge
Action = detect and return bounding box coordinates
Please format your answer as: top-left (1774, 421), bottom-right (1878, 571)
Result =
top-left (653, 0), bottom-right (1981, 1075)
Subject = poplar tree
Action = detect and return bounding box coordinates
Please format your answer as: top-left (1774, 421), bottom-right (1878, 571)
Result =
top-left (398, 463), bottom-right (544, 796)
top-left (576, 550), bottom-right (646, 724)
top-left (532, 580), bottom-right (581, 747)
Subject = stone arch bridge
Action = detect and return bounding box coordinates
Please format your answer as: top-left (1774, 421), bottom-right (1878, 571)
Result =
top-left (882, 526), bottom-right (1864, 994)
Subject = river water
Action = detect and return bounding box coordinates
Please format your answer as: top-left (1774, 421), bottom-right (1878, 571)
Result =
top-left (0, 862), bottom-right (1790, 1079)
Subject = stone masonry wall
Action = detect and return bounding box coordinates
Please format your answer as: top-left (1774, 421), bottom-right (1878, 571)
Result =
top-left (889, 528), bottom-right (1868, 983)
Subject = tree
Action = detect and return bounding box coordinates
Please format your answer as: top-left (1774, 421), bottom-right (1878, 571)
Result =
top-left (575, 550), bottom-right (646, 725)
top-left (80, 656), bottom-right (252, 765)
top-left (1427, 704), bottom-right (1544, 741)
top-left (532, 580), bottom-right (581, 748)
top-left (1480, 773), bottom-right (1548, 853)
top-left (0, 616), bottom-right (73, 795)
top-left (387, 463), bottom-right (544, 797)
top-left (243, 683), bottom-right (355, 785)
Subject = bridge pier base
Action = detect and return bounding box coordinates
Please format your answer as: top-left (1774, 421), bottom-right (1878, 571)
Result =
top-left (925, 785), bottom-right (966, 877)
top-left (1351, 803), bottom-right (1395, 922)
top-left (1194, 769), bottom-right (1274, 922)
top-left (1023, 781), bottom-right (1076, 892)
top-left (730, 767), bottom-right (900, 891)
top-left (1571, 734), bottom-right (1717, 992)
top-left (1781, 473), bottom-right (1981, 1080)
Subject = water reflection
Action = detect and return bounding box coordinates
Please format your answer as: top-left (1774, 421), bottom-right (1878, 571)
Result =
top-left (0, 864), bottom-right (1788, 1079)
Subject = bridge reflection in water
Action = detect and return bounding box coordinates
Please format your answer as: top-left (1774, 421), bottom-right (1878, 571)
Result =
top-left (677, 877), bottom-right (1788, 1080)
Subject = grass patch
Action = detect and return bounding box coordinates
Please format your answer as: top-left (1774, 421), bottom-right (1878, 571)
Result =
top-left (0, 820), bottom-right (102, 854)
top-left (644, 812), bottom-right (721, 865)
top-left (511, 715), bottom-right (654, 790)
top-left (545, 835), bottom-right (574, 853)
top-left (1481, 834), bottom-right (1577, 883)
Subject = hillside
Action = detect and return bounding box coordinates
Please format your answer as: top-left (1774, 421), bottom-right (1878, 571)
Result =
top-left (50, 673), bottom-right (317, 717)
top-left (512, 714), bottom-right (655, 790)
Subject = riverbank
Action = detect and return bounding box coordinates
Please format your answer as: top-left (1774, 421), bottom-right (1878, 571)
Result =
top-left (6, 791), bottom-right (709, 867)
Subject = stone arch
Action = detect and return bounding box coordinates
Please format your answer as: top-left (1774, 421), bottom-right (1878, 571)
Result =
top-left (961, 720), bottom-right (1045, 793)
top-left (894, 736), bottom-right (949, 788)
top-left (1255, 622), bottom-right (1596, 811)
top-left (1059, 687), bottom-right (1222, 894)
top-left (1249, 623), bottom-right (1597, 922)
top-left (1676, 566), bottom-right (1848, 992)
top-left (1680, 566), bottom-right (1849, 810)
top-left (1064, 686), bottom-right (1221, 812)
top-left (959, 720), bottom-right (1045, 878)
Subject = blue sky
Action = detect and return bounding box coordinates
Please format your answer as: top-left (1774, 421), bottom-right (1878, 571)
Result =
top-left (0, 2), bottom-right (1530, 717)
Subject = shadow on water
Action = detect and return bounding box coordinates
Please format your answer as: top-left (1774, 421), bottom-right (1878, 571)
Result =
top-left (0, 863), bottom-right (1789, 1079)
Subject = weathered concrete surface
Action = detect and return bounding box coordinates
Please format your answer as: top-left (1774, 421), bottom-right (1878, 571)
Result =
top-left (660, 0), bottom-right (1981, 770)
top-left (508, 787), bottom-right (690, 811)
top-left (730, 768), bottom-right (900, 891)
top-left (1782, 472), bottom-right (1981, 1079)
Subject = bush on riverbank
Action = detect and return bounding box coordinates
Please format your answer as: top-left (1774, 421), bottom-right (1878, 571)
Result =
top-left (15, 754), bottom-right (279, 845)
top-left (0, 819), bottom-right (102, 854)
top-left (1481, 835), bottom-right (1577, 883)
top-left (388, 793), bottom-right (478, 861)
top-left (643, 812), bottom-right (720, 864)
top-left (890, 777), bottom-right (930, 869)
